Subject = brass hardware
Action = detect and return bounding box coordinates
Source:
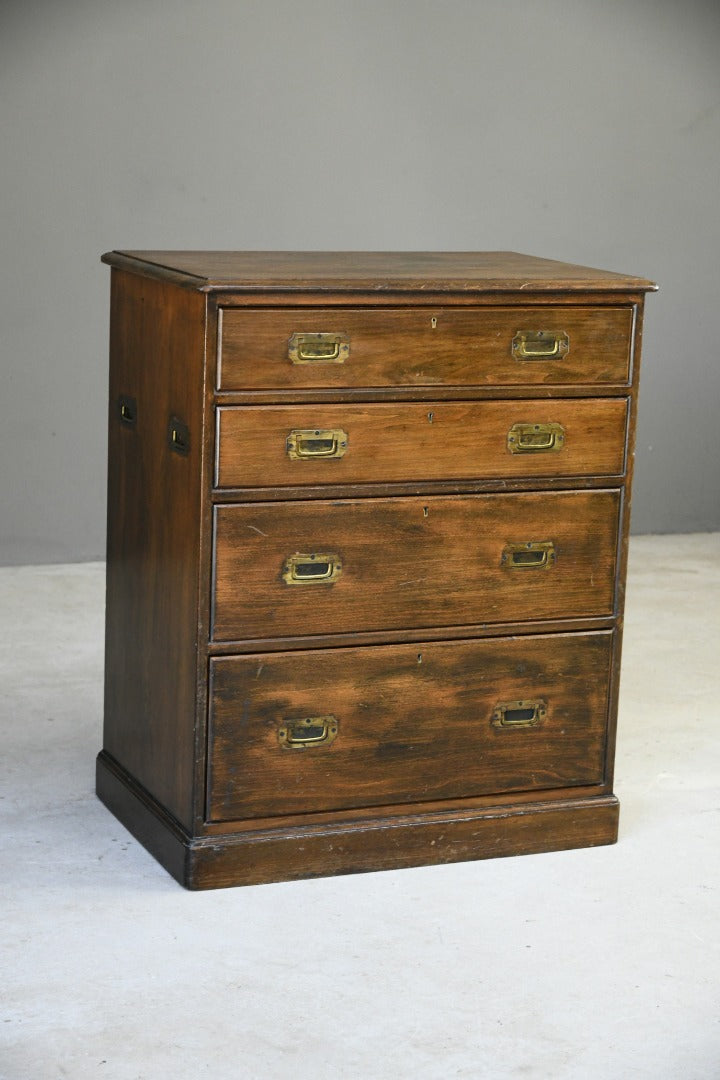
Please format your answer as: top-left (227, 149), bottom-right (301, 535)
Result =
top-left (282, 552), bottom-right (343, 585)
top-left (168, 416), bottom-right (190, 455)
top-left (288, 332), bottom-right (349, 365)
top-left (286, 428), bottom-right (348, 460)
top-left (501, 541), bottom-right (556, 569)
top-left (431, 316), bottom-right (438, 329)
top-left (512, 330), bottom-right (569, 361)
top-left (118, 395), bottom-right (137, 427)
top-left (492, 700), bottom-right (547, 729)
top-left (507, 422), bottom-right (565, 454)
top-left (278, 715), bottom-right (338, 749)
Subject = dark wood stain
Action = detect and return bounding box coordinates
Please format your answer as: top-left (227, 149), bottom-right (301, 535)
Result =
top-left (212, 490), bottom-right (620, 641)
top-left (215, 398), bottom-right (628, 488)
top-left (207, 631), bottom-right (613, 819)
top-left (217, 306), bottom-right (633, 390)
top-left (97, 250), bottom-right (653, 889)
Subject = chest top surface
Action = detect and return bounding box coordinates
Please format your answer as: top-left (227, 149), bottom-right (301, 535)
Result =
top-left (101, 250), bottom-right (657, 294)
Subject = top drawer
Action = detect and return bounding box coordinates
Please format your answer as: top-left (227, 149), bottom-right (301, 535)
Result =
top-left (217, 306), bottom-right (633, 391)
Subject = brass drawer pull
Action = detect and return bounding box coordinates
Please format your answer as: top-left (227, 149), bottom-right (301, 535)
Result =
top-left (507, 422), bottom-right (565, 454)
top-left (279, 715), bottom-right (338, 749)
top-left (282, 552), bottom-right (343, 585)
top-left (288, 332), bottom-right (349, 365)
top-left (512, 330), bottom-right (569, 360)
top-left (286, 428), bottom-right (348, 460)
top-left (492, 700), bottom-right (547, 729)
top-left (501, 541), bottom-right (556, 569)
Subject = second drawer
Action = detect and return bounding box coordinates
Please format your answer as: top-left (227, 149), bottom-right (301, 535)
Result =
top-left (215, 398), bottom-right (629, 489)
top-left (212, 489), bottom-right (620, 641)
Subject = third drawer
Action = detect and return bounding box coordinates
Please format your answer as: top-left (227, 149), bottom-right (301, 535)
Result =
top-left (212, 489), bottom-right (621, 642)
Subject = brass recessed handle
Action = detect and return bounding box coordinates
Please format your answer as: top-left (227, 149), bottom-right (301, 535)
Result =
top-left (288, 332), bottom-right (349, 365)
top-left (492, 700), bottom-right (547, 729)
top-left (278, 715), bottom-right (338, 749)
top-left (512, 330), bottom-right (569, 361)
top-left (286, 428), bottom-right (348, 460)
top-left (508, 422), bottom-right (565, 454)
top-left (282, 552), bottom-right (343, 585)
top-left (168, 416), bottom-right (190, 455)
top-left (501, 541), bottom-right (556, 569)
top-left (118, 395), bottom-right (137, 427)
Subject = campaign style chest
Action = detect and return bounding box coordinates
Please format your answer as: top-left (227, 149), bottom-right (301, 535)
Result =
top-left (97, 251), bottom-right (655, 889)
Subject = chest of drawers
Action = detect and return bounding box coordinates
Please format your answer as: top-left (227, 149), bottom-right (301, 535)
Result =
top-left (96, 251), bottom-right (655, 889)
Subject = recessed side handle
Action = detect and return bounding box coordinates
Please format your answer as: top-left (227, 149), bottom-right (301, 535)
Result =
top-left (512, 330), bottom-right (569, 361)
top-left (278, 715), bottom-right (338, 749)
top-left (286, 428), bottom-right (348, 460)
top-left (501, 541), bottom-right (556, 569)
top-left (168, 416), bottom-right (190, 456)
top-left (282, 552), bottom-right (343, 585)
top-left (118, 395), bottom-right (137, 427)
top-left (507, 422), bottom-right (565, 454)
top-left (492, 700), bottom-right (547, 729)
top-left (288, 332), bottom-right (349, 365)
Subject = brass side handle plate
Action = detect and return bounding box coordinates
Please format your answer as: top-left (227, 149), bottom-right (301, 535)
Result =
top-left (501, 540), bottom-right (556, 569)
top-left (288, 332), bottom-right (350, 365)
top-left (492, 700), bottom-right (547, 729)
top-left (168, 416), bottom-right (190, 455)
top-left (286, 428), bottom-right (348, 460)
top-left (118, 394), bottom-right (137, 427)
top-left (507, 422), bottom-right (565, 454)
top-left (282, 552), bottom-right (343, 585)
top-left (512, 330), bottom-right (569, 361)
top-left (278, 715), bottom-right (338, 749)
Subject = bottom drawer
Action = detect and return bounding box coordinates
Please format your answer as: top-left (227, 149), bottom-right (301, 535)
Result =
top-left (207, 631), bottom-right (613, 821)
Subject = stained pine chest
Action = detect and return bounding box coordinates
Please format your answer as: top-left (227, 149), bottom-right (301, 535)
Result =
top-left (97, 250), bottom-right (655, 889)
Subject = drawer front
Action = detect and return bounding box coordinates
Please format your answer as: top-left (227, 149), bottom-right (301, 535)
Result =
top-left (215, 398), bottom-right (628, 489)
top-left (207, 631), bottom-right (613, 820)
top-left (212, 490), bottom-right (620, 641)
top-left (217, 306), bottom-right (633, 390)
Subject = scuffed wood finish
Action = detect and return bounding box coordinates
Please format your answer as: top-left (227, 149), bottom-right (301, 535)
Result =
top-left (102, 269), bottom-right (206, 829)
top-left (218, 306), bottom-right (633, 390)
top-left (215, 398), bottom-right (628, 489)
top-left (99, 250), bottom-right (653, 889)
top-left (212, 490), bottom-right (620, 641)
top-left (102, 250), bottom-right (656, 294)
top-left (97, 747), bottom-right (619, 890)
top-left (208, 631), bottom-right (613, 819)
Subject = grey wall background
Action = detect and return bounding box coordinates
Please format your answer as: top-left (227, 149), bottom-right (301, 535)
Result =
top-left (1, 0), bottom-right (719, 564)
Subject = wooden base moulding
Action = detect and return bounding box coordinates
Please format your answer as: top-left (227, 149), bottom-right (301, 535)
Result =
top-left (97, 752), bottom-right (619, 891)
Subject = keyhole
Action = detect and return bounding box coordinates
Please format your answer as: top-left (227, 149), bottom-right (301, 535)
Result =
top-left (431, 316), bottom-right (437, 329)
top-left (423, 507), bottom-right (429, 518)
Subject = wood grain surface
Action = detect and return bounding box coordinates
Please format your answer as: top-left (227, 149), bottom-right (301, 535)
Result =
top-left (207, 630), bottom-right (613, 820)
top-left (103, 269), bottom-right (206, 828)
top-left (215, 398), bottom-right (628, 488)
top-left (217, 306), bottom-right (633, 390)
top-left (102, 250), bottom-right (656, 294)
top-left (212, 489), bottom-right (620, 641)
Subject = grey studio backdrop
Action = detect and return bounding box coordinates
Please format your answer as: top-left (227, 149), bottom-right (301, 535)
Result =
top-left (1, 0), bottom-right (719, 565)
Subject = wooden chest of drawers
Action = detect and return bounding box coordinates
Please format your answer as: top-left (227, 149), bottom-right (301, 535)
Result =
top-left (96, 251), bottom-right (655, 889)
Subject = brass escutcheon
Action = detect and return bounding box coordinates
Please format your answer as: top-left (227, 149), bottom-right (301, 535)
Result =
top-left (507, 422), bottom-right (565, 454)
top-left (501, 541), bottom-right (556, 569)
top-left (288, 332), bottom-right (349, 365)
top-left (512, 330), bottom-right (569, 361)
top-left (492, 700), bottom-right (547, 729)
top-left (286, 428), bottom-right (348, 460)
top-left (282, 552), bottom-right (343, 585)
top-left (278, 715), bottom-right (338, 749)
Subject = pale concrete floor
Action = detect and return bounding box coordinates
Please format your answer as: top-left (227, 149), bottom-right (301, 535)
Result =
top-left (1, 534), bottom-right (719, 1080)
